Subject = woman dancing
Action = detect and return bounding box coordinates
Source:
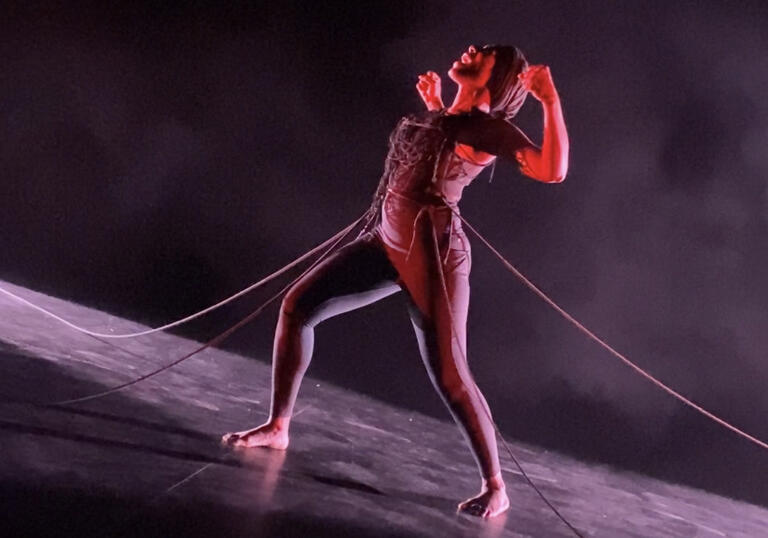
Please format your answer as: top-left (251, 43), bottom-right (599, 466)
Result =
top-left (223, 44), bottom-right (569, 518)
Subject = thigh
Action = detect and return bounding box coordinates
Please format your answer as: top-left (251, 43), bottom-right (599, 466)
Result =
top-left (394, 222), bottom-right (472, 379)
top-left (284, 233), bottom-right (401, 327)
top-left (404, 265), bottom-right (471, 393)
top-left (393, 224), bottom-right (471, 335)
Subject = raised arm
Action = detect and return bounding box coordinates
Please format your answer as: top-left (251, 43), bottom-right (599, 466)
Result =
top-left (416, 71), bottom-right (444, 111)
top-left (515, 65), bottom-right (569, 183)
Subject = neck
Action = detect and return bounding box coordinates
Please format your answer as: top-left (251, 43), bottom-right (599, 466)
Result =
top-left (446, 86), bottom-right (490, 115)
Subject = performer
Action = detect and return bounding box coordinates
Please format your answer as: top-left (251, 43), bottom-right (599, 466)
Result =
top-left (223, 44), bottom-right (569, 518)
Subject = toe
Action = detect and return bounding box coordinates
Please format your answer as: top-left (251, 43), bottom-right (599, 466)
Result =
top-left (222, 433), bottom-right (240, 444)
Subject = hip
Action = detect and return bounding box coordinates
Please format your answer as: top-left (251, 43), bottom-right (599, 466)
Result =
top-left (375, 190), bottom-right (472, 274)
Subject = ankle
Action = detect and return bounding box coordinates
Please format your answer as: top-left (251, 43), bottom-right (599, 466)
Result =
top-left (268, 416), bottom-right (291, 431)
top-left (483, 471), bottom-right (505, 491)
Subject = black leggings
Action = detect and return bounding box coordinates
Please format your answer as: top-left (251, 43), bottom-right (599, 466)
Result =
top-left (268, 206), bottom-right (501, 480)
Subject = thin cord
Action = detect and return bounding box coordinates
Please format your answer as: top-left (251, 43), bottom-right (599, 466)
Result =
top-left (0, 222), bottom-right (359, 339)
top-left (427, 213), bottom-right (583, 537)
top-left (162, 462), bottom-right (213, 496)
top-left (451, 208), bottom-right (768, 452)
top-left (52, 213), bottom-right (368, 406)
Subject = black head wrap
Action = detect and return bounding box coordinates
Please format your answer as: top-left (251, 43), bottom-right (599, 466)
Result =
top-left (481, 44), bottom-right (529, 120)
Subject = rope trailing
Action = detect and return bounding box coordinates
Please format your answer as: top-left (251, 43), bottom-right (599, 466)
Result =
top-left (52, 213), bottom-right (369, 406)
top-left (450, 207), bottom-right (768, 452)
top-left (0, 219), bottom-right (362, 339)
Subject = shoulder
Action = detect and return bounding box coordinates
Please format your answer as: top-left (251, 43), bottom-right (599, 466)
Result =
top-left (443, 110), bottom-right (535, 161)
top-left (389, 110), bottom-right (439, 133)
top-left (441, 109), bottom-right (505, 134)
top-left (397, 109), bottom-right (441, 123)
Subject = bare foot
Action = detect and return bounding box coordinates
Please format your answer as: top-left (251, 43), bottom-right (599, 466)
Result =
top-left (457, 486), bottom-right (510, 519)
top-left (221, 422), bottom-right (289, 450)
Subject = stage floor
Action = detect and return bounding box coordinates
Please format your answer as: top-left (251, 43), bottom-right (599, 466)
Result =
top-left (1, 279), bottom-right (766, 537)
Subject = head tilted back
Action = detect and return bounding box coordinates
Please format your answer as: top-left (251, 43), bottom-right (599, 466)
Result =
top-left (482, 44), bottom-right (529, 121)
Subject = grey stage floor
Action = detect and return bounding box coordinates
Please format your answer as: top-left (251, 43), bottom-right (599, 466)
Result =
top-left (1, 279), bottom-right (767, 537)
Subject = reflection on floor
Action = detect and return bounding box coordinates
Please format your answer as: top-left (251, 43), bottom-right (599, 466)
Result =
top-left (1, 279), bottom-right (767, 537)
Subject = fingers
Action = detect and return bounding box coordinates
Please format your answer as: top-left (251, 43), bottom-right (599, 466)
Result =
top-left (417, 73), bottom-right (440, 86)
top-left (517, 64), bottom-right (549, 83)
top-left (517, 64), bottom-right (558, 103)
top-left (416, 71), bottom-right (442, 106)
top-left (417, 71), bottom-right (440, 82)
top-left (416, 72), bottom-right (440, 95)
top-left (517, 65), bottom-right (551, 90)
top-left (416, 79), bottom-right (431, 96)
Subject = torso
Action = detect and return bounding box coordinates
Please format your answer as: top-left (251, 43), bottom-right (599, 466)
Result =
top-left (381, 108), bottom-right (495, 204)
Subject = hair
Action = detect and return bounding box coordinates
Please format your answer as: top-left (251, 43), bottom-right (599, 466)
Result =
top-left (481, 44), bottom-right (529, 120)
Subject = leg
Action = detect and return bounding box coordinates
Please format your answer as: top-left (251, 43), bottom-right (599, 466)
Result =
top-left (399, 224), bottom-right (509, 518)
top-left (223, 234), bottom-right (400, 448)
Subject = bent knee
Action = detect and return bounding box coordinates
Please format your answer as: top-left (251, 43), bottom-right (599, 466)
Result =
top-left (280, 290), bottom-right (312, 326)
top-left (281, 286), bottom-right (330, 328)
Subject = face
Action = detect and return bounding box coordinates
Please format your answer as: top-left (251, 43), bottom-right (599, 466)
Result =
top-left (448, 44), bottom-right (496, 88)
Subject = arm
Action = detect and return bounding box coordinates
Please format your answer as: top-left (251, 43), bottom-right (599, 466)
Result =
top-left (515, 65), bottom-right (569, 183)
top-left (416, 71), bottom-right (444, 111)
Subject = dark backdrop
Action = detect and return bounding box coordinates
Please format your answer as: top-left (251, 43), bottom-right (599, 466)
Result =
top-left (3, 1), bottom-right (768, 506)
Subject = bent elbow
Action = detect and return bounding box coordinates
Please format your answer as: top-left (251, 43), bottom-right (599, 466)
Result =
top-left (551, 165), bottom-right (568, 183)
top-left (544, 172), bottom-right (566, 184)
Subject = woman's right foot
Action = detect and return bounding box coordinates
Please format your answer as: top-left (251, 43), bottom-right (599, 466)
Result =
top-left (221, 422), bottom-right (289, 450)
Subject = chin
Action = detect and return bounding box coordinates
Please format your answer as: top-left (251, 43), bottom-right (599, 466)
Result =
top-left (449, 69), bottom-right (479, 86)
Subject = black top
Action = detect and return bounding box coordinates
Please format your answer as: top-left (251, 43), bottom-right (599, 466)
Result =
top-left (441, 108), bottom-right (536, 162)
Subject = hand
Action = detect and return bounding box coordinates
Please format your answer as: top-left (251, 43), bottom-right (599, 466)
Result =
top-left (517, 65), bottom-right (559, 105)
top-left (416, 70), bottom-right (444, 111)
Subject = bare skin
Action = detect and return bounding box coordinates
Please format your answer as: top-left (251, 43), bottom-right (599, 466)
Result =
top-left (417, 45), bottom-right (570, 183)
top-left (221, 417), bottom-right (290, 450)
top-left (224, 43), bottom-right (569, 521)
top-left (456, 472), bottom-right (510, 519)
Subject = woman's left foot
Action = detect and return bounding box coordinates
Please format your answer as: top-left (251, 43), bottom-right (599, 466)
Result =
top-left (457, 487), bottom-right (510, 518)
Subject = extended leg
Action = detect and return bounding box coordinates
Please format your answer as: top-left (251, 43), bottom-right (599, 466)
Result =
top-left (399, 224), bottom-right (509, 518)
top-left (404, 279), bottom-right (503, 480)
top-left (223, 234), bottom-right (400, 448)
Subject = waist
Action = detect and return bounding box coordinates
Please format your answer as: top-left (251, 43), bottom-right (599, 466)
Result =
top-left (383, 188), bottom-right (462, 229)
top-left (380, 186), bottom-right (464, 252)
top-left (385, 187), bottom-right (459, 210)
